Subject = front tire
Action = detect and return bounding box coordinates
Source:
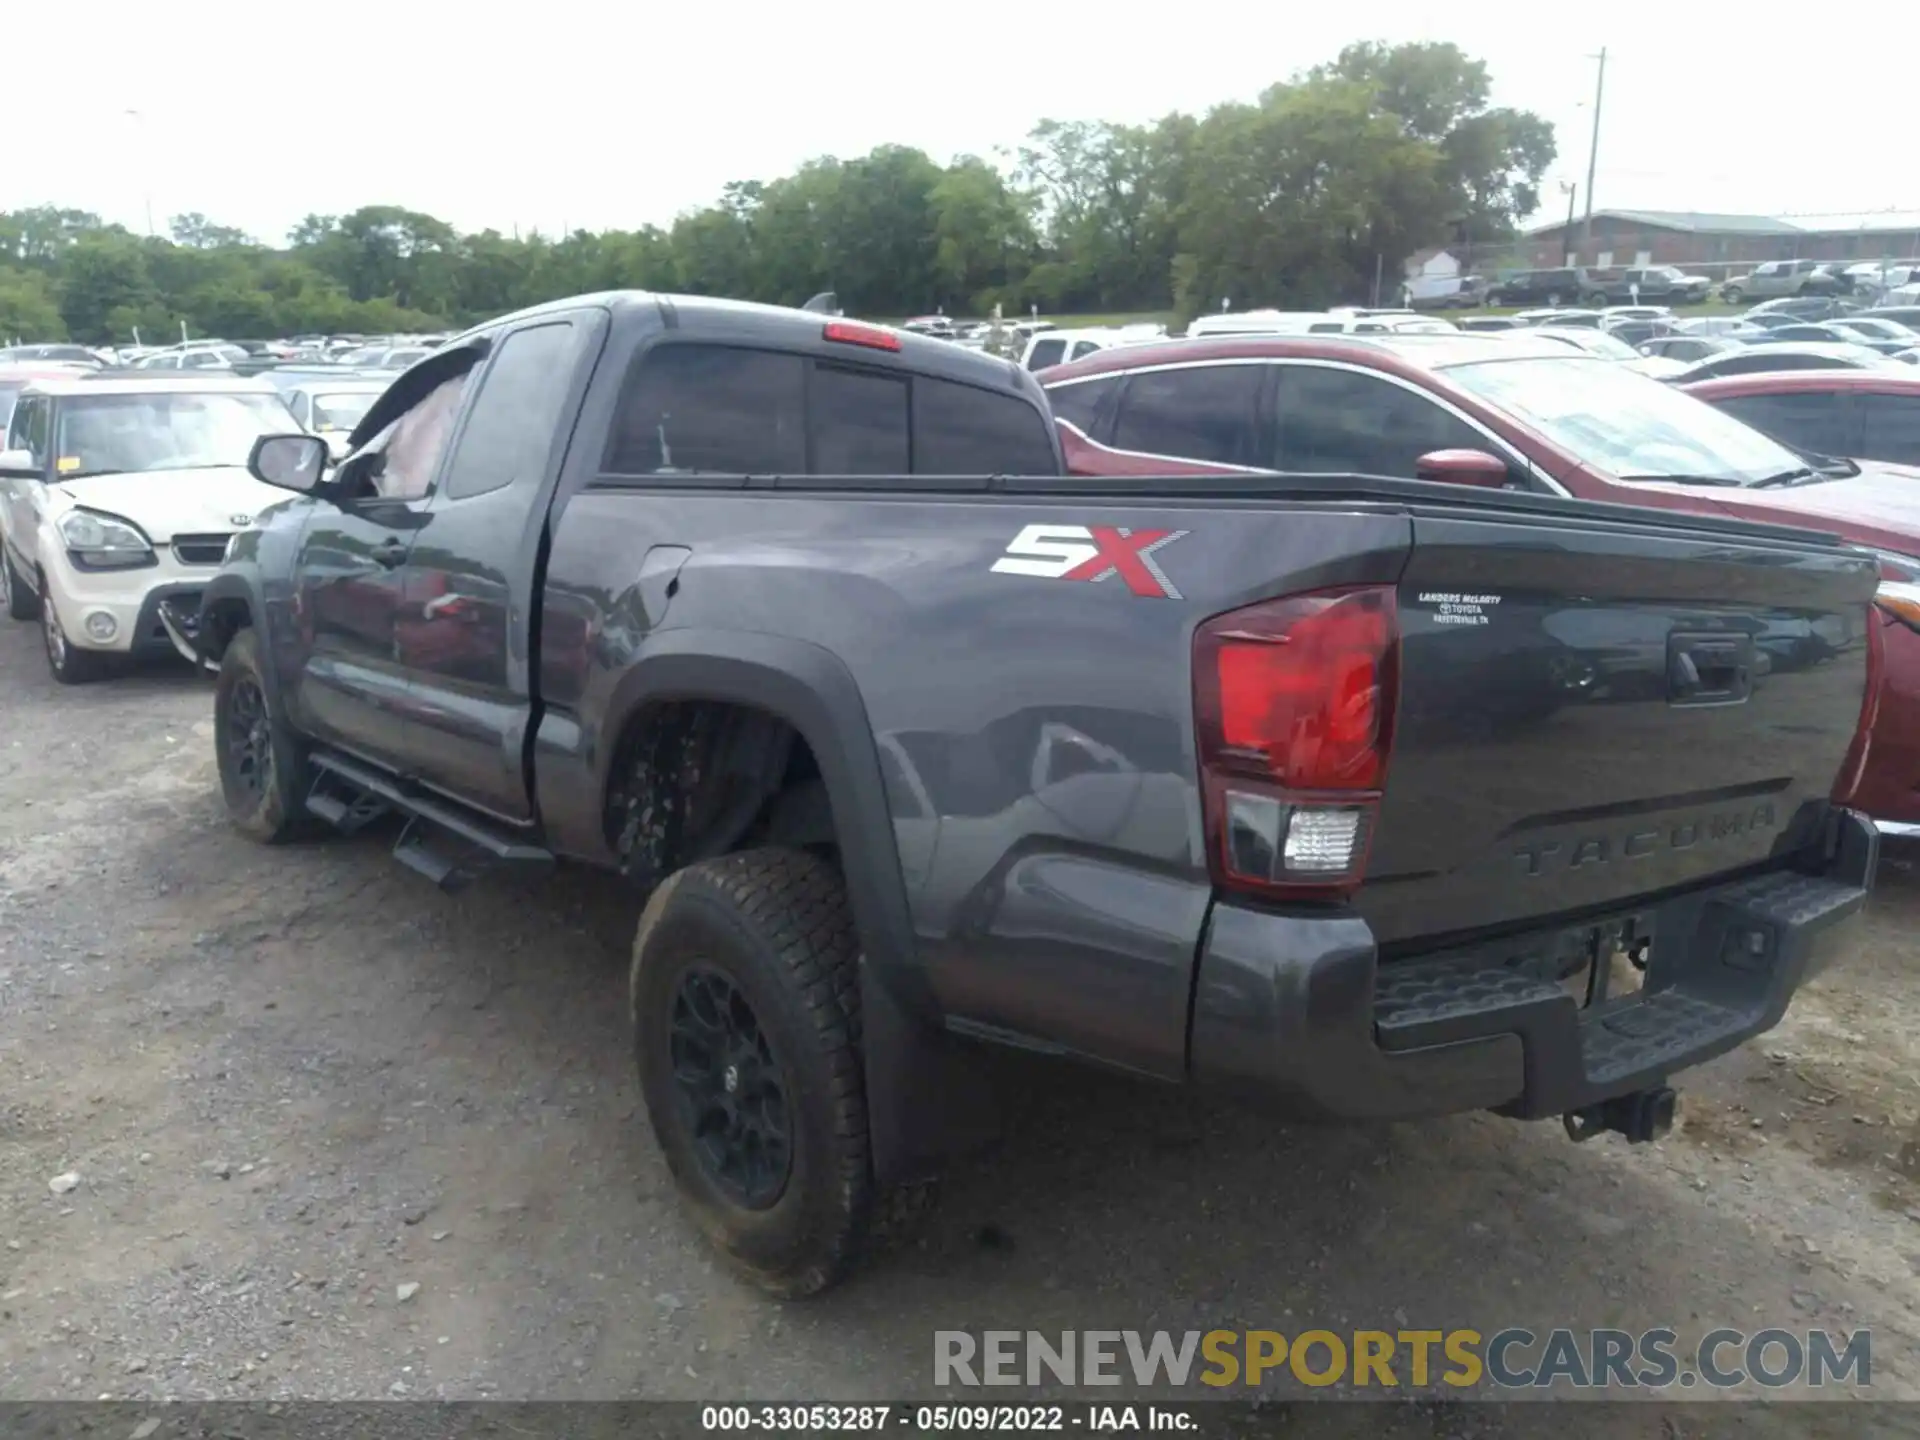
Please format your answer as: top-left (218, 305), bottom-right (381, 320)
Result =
top-left (41, 590), bottom-right (105, 684)
top-left (3, 547), bottom-right (37, 621)
top-left (631, 847), bottom-right (872, 1298)
top-left (214, 626), bottom-right (312, 842)
top-left (1722, 285), bottom-right (1743, 304)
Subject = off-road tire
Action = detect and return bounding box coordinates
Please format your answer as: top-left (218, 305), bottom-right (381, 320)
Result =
top-left (631, 847), bottom-right (872, 1298)
top-left (2, 547), bottom-right (37, 621)
top-left (1721, 285), bottom-right (1742, 304)
top-left (40, 589), bottom-right (105, 684)
top-left (214, 626), bottom-right (313, 842)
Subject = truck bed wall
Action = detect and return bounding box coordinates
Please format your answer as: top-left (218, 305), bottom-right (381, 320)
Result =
top-left (535, 489), bottom-right (1413, 1079)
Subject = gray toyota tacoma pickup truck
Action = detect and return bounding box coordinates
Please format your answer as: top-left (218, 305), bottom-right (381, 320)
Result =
top-left (188, 291), bottom-right (1882, 1296)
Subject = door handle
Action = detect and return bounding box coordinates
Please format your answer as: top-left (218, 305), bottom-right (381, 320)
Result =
top-left (1667, 633), bottom-right (1754, 706)
top-left (372, 538), bottom-right (408, 569)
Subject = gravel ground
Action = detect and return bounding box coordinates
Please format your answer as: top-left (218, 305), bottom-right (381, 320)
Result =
top-left (1, 620), bottom-right (1918, 1433)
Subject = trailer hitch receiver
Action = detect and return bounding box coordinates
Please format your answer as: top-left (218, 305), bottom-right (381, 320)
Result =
top-left (1563, 1086), bottom-right (1677, 1145)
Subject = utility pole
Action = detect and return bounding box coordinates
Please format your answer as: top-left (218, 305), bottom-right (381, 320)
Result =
top-left (1577, 47), bottom-right (1607, 261)
top-left (123, 109), bottom-right (155, 236)
top-left (1560, 182), bottom-right (1578, 265)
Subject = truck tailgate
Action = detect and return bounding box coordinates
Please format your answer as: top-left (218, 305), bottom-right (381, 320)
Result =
top-left (1359, 509), bottom-right (1877, 949)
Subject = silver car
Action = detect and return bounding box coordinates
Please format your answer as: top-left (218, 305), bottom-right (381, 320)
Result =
top-left (1721, 259), bottom-right (1837, 304)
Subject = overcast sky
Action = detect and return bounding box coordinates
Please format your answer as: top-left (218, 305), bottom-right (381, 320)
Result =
top-left (7, 2), bottom-right (1912, 244)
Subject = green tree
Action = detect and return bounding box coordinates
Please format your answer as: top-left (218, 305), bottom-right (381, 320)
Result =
top-left (1314, 41), bottom-right (1556, 241)
top-left (293, 205), bottom-right (458, 309)
top-left (170, 212), bottom-right (254, 249)
top-left (59, 235), bottom-right (160, 341)
top-left (671, 207), bottom-right (755, 299)
top-left (0, 268), bottom-right (66, 340)
top-left (930, 156), bottom-right (1034, 313)
top-left (0, 207), bottom-right (104, 267)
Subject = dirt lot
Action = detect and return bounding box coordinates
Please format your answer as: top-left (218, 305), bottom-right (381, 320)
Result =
top-left (2, 621), bottom-right (1919, 1429)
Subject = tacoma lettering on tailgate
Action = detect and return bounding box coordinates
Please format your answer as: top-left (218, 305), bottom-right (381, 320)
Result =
top-left (1512, 801), bottom-right (1779, 877)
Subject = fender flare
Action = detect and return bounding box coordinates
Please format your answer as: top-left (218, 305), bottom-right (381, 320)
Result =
top-left (599, 628), bottom-right (926, 1016)
top-left (195, 570), bottom-right (289, 711)
top-left (600, 630), bottom-right (992, 1183)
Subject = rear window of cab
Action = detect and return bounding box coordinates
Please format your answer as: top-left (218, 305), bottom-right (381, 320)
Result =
top-left (602, 342), bottom-right (1059, 478)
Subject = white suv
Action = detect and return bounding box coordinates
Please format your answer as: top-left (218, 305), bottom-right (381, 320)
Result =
top-left (0, 374), bottom-right (300, 682)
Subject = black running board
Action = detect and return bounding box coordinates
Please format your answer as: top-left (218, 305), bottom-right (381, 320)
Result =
top-left (305, 751), bottom-right (553, 892)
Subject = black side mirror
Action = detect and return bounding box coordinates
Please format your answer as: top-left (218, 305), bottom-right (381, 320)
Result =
top-left (249, 433), bottom-right (331, 494)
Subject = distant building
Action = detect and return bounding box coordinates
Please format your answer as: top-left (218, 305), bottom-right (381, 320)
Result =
top-left (1519, 208), bottom-right (1920, 273)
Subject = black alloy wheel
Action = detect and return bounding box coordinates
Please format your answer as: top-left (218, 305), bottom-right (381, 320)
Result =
top-left (224, 674), bottom-right (273, 803)
top-left (668, 964), bottom-right (794, 1209)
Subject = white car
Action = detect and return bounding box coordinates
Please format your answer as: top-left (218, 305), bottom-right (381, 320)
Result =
top-left (1185, 309), bottom-right (1455, 340)
top-left (131, 343), bottom-right (249, 371)
top-left (0, 374), bottom-right (301, 682)
top-left (272, 377), bottom-right (387, 459)
top-left (1505, 326), bottom-right (1640, 360)
top-left (1019, 325), bottom-right (1167, 371)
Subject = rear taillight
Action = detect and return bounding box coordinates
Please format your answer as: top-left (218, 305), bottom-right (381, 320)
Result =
top-left (1193, 586), bottom-right (1398, 901)
top-left (1834, 604), bottom-right (1885, 805)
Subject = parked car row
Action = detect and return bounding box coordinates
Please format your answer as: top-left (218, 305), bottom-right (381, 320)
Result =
top-left (1483, 258), bottom-right (1920, 310)
top-left (1488, 265), bottom-right (1715, 308)
top-left (0, 332), bottom-right (453, 375)
top-left (1723, 259), bottom-right (1920, 306)
top-left (1634, 304), bottom-right (1920, 380)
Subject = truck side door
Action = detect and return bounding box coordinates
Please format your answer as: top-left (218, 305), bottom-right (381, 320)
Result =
top-left (394, 313), bottom-right (603, 824)
top-left (288, 371), bottom-right (469, 768)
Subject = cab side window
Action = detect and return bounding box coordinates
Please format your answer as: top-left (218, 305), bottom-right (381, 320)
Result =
top-left (438, 321), bottom-right (581, 499)
top-left (340, 373), bottom-right (471, 503)
top-left (377, 374), bottom-right (468, 500)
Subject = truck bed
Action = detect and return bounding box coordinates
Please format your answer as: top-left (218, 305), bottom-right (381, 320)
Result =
top-left (537, 470), bottom-right (1877, 1081)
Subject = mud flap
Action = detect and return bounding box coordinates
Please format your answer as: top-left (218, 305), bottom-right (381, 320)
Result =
top-left (861, 967), bottom-right (1003, 1183)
